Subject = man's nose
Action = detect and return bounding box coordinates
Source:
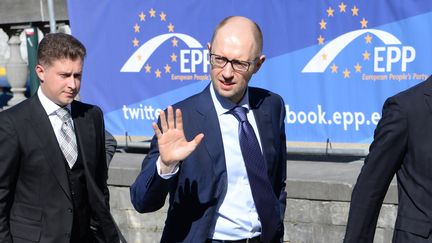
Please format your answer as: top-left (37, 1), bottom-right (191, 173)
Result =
top-left (222, 62), bottom-right (234, 78)
top-left (67, 76), bottom-right (77, 89)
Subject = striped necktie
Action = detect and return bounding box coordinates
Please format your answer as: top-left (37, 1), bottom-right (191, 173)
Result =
top-left (56, 107), bottom-right (78, 168)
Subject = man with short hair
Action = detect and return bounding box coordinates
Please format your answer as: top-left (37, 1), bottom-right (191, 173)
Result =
top-left (0, 33), bottom-right (120, 242)
top-left (131, 16), bottom-right (287, 243)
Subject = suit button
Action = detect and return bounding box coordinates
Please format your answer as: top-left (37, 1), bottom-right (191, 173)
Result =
top-left (67, 208), bottom-right (73, 213)
top-left (65, 232), bottom-right (71, 238)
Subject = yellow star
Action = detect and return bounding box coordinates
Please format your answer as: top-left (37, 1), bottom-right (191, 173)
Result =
top-left (145, 64), bottom-right (151, 73)
top-left (362, 50), bottom-right (370, 60)
top-left (155, 69), bottom-right (161, 78)
top-left (322, 53), bottom-right (327, 60)
top-left (364, 34), bottom-right (372, 44)
top-left (354, 63), bottom-right (362, 72)
top-left (160, 12), bottom-right (167, 21)
top-left (360, 18), bottom-right (368, 28)
top-left (168, 23), bottom-right (175, 32)
top-left (172, 37), bottom-right (178, 47)
top-left (330, 63), bottom-right (338, 73)
top-left (339, 2), bottom-right (347, 13)
top-left (0, 67), bottom-right (6, 76)
top-left (343, 68), bottom-right (350, 78)
top-left (326, 7), bottom-right (335, 17)
top-left (132, 38), bottom-right (139, 47)
top-left (319, 19), bottom-right (327, 30)
top-left (164, 64), bottom-right (171, 73)
top-left (139, 12), bottom-right (146, 21)
top-left (149, 8), bottom-right (156, 17)
top-left (317, 35), bottom-right (325, 45)
top-left (351, 5), bottom-right (359, 16)
top-left (133, 23), bottom-right (140, 33)
top-left (170, 53), bottom-right (178, 62)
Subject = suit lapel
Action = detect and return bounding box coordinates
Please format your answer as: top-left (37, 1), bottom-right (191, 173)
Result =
top-left (27, 95), bottom-right (72, 201)
top-left (195, 86), bottom-right (227, 191)
top-left (249, 89), bottom-right (276, 173)
top-left (71, 102), bottom-right (96, 176)
top-left (424, 79), bottom-right (432, 114)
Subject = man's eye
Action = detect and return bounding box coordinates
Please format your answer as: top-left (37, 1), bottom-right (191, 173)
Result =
top-left (215, 57), bottom-right (226, 62)
top-left (233, 61), bottom-right (248, 68)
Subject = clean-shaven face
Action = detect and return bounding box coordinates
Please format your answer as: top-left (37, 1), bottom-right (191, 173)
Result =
top-left (36, 58), bottom-right (82, 107)
top-left (208, 17), bottom-right (264, 104)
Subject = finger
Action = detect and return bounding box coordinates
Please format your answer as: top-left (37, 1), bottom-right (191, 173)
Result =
top-left (167, 106), bottom-right (174, 129)
top-left (176, 109), bottom-right (183, 131)
top-left (192, 133), bottom-right (204, 146)
top-left (160, 109), bottom-right (168, 132)
top-left (152, 122), bottom-right (162, 138)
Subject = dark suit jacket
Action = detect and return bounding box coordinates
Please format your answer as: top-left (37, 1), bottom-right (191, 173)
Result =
top-left (0, 94), bottom-right (119, 243)
top-left (344, 76), bottom-right (432, 242)
top-left (131, 85), bottom-right (287, 243)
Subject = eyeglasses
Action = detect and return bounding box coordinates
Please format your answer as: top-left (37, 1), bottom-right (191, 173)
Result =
top-left (209, 53), bottom-right (258, 72)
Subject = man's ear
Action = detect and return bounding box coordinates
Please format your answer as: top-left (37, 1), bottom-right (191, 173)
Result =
top-left (253, 55), bottom-right (266, 74)
top-left (207, 43), bottom-right (211, 51)
top-left (35, 64), bottom-right (45, 83)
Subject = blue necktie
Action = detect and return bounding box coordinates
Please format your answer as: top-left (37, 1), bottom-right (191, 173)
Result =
top-left (231, 106), bottom-right (280, 243)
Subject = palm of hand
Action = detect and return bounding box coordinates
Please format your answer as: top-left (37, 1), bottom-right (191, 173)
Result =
top-left (153, 106), bottom-right (204, 167)
top-left (157, 128), bottom-right (196, 164)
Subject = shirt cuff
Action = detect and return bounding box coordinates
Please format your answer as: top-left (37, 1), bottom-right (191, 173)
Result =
top-left (156, 156), bottom-right (179, 179)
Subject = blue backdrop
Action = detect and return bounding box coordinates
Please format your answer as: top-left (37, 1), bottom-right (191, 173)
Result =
top-left (68, 0), bottom-right (432, 144)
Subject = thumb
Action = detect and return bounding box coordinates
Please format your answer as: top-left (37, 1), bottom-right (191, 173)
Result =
top-left (192, 133), bottom-right (204, 146)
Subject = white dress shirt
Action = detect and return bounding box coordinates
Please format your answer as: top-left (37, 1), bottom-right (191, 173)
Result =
top-left (207, 83), bottom-right (262, 240)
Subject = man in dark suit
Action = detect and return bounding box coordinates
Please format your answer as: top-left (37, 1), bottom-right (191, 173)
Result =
top-left (0, 33), bottom-right (120, 242)
top-left (344, 77), bottom-right (432, 242)
top-left (131, 16), bottom-right (287, 243)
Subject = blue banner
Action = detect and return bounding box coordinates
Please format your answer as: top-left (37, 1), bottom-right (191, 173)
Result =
top-left (68, 0), bottom-right (432, 144)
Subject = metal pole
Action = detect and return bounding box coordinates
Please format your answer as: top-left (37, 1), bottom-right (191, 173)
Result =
top-left (47, 0), bottom-right (56, 33)
top-left (25, 27), bottom-right (39, 96)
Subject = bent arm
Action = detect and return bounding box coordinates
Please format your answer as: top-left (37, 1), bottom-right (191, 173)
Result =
top-left (344, 97), bottom-right (407, 242)
top-left (130, 135), bottom-right (175, 213)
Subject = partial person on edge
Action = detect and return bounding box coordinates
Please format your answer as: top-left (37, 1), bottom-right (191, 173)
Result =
top-left (344, 76), bottom-right (432, 242)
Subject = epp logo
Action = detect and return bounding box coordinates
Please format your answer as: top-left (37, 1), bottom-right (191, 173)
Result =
top-left (302, 28), bottom-right (416, 73)
top-left (121, 33), bottom-right (209, 73)
top-left (120, 8), bottom-right (210, 79)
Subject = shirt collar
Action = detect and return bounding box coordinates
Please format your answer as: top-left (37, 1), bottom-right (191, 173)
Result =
top-left (209, 82), bottom-right (250, 117)
top-left (37, 87), bottom-right (72, 116)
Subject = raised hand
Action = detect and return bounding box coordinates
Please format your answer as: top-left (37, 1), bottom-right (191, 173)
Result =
top-left (153, 106), bottom-right (204, 173)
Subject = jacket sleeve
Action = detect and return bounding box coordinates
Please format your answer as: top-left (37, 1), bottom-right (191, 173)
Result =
top-left (277, 98), bottom-right (287, 242)
top-left (130, 134), bottom-right (175, 213)
top-left (344, 96), bottom-right (407, 242)
top-left (277, 97), bottom-right (287, 241)
top-left (0, 112), bottom-right (20, 241)
top-left (104, 130), bottom-right (117, 167)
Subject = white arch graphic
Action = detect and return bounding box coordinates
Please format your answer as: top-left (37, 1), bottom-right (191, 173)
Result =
top-left (302, 29), bottom-right (402, 73)
top-left (120, 33), bottom-right (203, 72)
